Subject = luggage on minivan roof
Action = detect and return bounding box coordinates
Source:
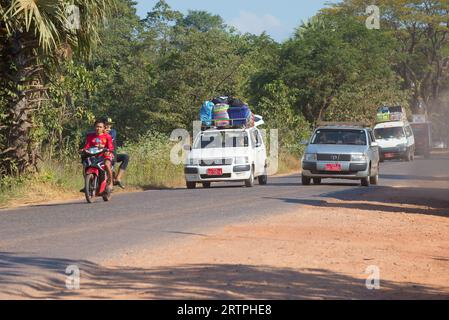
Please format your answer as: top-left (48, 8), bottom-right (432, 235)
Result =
top-left (200, 96), bottom-right (255, 128)
top-left (200, 101), bottom-right (214, 126)
top-left (213, 103), bottom-right (231, 127)
top-left (212, 96), bottom-right (229, 105)
top-left (376, 105), bottom-right (407, 123)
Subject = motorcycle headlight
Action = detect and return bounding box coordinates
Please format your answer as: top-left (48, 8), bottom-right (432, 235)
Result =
top-left (304, 153), bottom-right (317, 161)
top-left (235, 157), bottom-right (249, 165)
top-left (351, 154), bottom-right (367, 161)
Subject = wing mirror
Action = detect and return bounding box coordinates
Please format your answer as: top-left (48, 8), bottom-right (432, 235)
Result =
top-left (183, 145), bottom-right (192, 151)
top-left (371, 142), bottom-right (379, 148)
top-left (300, 139), bottom-right (309, 146)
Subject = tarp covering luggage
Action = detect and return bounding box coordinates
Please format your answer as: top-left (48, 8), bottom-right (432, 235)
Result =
top-left (212, 96), bottom-right (229, 105)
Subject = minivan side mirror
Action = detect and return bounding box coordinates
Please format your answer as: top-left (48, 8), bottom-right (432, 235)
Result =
top-left (371, 142), bottom-right (379, 148)
top-left (300, 139), bottom-right (309, 146)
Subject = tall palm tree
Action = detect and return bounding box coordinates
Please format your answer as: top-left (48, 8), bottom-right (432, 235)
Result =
top-left (0, 0), bottom-right (115, 175)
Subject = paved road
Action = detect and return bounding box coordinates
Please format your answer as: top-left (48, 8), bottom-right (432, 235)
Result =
top-left (0, 153), bottom-right (448, 265)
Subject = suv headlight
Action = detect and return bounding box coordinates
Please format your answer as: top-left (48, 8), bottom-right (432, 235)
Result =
top-left (304, 153), bottom-right (317, 161)
top-left (351, 154), bottom-right (367, 161)
top-left (188, 158), bottom-right (199, 166)
top-left (235, 157), bottom-right (249, 165)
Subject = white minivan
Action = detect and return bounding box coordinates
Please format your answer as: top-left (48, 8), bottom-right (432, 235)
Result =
top-left (373, 121), bottom-right (415, 161)
top-left (184, 121), bottom-right (268, 189)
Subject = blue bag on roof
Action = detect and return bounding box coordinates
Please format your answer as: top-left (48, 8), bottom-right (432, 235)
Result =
top-left (200, 101), bottom-right (214, 126)
top-left (228, 105), bottom-right (252, 126)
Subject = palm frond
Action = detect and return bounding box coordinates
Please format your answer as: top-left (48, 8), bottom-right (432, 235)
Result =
top-left (7, 0), bottom-right (61, 51)
top-left (3, 0), bottom-right (116, 55)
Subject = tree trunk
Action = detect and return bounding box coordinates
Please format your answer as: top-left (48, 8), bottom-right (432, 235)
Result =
top-left (0, 32), bottom-right (44, 175)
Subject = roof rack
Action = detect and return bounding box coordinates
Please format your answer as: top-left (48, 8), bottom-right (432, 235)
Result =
top-left (201, 115), bottom-right (264, 131)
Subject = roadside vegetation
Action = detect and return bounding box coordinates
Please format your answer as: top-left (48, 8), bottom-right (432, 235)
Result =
top-left (1, 0), bottom-right (448, 206)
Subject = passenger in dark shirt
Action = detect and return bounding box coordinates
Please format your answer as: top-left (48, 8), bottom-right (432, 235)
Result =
top-left (104, 117), bottom-right (129, 189)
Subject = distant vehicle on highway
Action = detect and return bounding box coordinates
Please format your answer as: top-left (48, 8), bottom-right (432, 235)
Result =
top-left (301, 123), bottom-right (380, 187)
top-left (184, 117), bottom-right (268, 189)
top-left (374, 121), bottom-right (415, 162)
top-left (410, 122), bottom-right (432, 158)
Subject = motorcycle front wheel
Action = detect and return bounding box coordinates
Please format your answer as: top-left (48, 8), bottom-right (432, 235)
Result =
top-left (85, 174), bottom-right (96, 203)
top-left (102, 188), bottom-right (111, 202)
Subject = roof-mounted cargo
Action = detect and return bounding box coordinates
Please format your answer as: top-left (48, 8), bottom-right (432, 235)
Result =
top-left (376, 106), bottom-right (407, 123)
top-left (199, 96), bottom-right (263, 131)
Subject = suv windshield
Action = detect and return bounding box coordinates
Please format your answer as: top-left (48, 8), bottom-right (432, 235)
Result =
top-left (374, 127), bottom-right (405, 140)
top-left (194, 131), bottom-right (249, 149)
top-left (311, 129), bottom-right (367, 145)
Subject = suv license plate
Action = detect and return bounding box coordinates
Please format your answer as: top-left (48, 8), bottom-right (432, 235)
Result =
top-left (325, 164), bottom-right (342, 171)
top-left (207, 168), bottom-right (223, 176)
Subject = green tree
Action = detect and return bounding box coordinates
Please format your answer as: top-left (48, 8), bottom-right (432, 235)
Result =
top-left (88, 0), bottom-right (153, 143)
top-left (255, 81), bottom-right (310, 155)
top-left (0, 0), bottom-right (115, 175)
top-left (326, 0), bottom-right (449, 114)
top-left (179, 10), bottom-right (225, 32)
top-left (280, 14), bottom-right (407, 125)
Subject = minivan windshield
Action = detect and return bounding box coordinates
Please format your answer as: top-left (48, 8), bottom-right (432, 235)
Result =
top-left (374, 127), bottom-right (405, 140)
top-left (311, 129), bottom-right (367, 145)
top-left (194, 131), bottom-right (249, 149)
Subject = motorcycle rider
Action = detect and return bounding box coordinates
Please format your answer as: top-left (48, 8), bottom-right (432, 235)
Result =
top-left (103, 117), bottom-right (129, 189)
top-left (81, 119), bottom-right (115, 192)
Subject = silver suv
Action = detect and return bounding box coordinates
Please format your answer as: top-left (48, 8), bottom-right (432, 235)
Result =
top-left (301, 124), bottom-right (380, 187)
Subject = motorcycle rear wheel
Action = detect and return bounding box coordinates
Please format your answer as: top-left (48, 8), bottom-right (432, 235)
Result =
top-left (85, 174), bottom-right (96, 203)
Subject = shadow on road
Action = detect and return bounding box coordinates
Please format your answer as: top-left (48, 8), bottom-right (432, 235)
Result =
top-left (0, 252), bottom-right (448, 300)
top-left (380, 174), bottom-right (449, 182)
top-left (266, 185), bottom-right (449, 218)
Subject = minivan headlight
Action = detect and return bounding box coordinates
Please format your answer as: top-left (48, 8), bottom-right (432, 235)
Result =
top-left (235, 157), bottom-right (249, 165)
top-left (304, 153), bottom-right (317, 161)
top-left (351, 154), bottom-right (367, 161)
top-left (397, 144), bottom-right (407, 152)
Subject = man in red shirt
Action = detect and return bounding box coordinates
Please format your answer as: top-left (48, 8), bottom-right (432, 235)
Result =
top-left (82, 119), bottom-right (115, 191)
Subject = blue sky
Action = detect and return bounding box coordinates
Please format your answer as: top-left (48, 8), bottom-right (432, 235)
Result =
top-left (135, 0), bottom-right (339, 42)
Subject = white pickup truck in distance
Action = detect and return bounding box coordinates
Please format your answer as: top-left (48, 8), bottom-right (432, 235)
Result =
top-left (184, 121), bottom-right (268, 189)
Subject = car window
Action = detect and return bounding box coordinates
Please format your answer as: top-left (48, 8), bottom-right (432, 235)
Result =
top-left (405, 126), bottom-right (413, 137)
top-left (366, 130), bottom-right (372, 144)
top-left (311, 129), bottom-right (367, 145)
top-left (374, 127), bottom-right (405, 140)
top-left (256, 130), bottom-right (263, 147)
top-left (251, 130), bottom-right (259, 148)
top-left (368, 130), bottom-right (376, 144)
top-left (194, 131), bottom-right (249, 149)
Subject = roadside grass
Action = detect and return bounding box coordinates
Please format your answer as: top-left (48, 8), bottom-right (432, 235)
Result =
top-left (277, 152), bottom-right (301, 175)
top-left (0, 135), bottom-right (301, 208)
top-left (0, 134), bottom-right (184, 208)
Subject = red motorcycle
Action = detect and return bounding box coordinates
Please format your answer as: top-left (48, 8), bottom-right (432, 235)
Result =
top-left (82, 147), bottom-right (112, 203)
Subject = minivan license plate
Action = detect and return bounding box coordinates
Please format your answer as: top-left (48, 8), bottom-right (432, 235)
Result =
top-left (207, 168), bottom-right (223, 176)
